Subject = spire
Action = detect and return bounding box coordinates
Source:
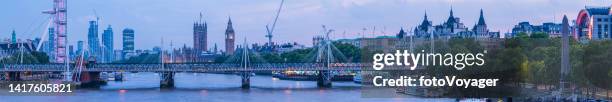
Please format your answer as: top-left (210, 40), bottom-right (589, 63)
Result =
top-left (477, 9), bottom-right (486, 26)
top-left (424, 10), bottom-right (428, 21)
top-left (214, 43), bottom-right (218, 52)
top-left (446, 7), bottom-right (456, 24)
top-left (199, 12), bottom-right (203, 23)
top-left (397, 28), bottom-right (406, 38)
top-left (226, 17), bottom-right (234, 32)
top-left (562, 15), bottom-right (569, 36)
top-left (450, 7), bottom-right (454, 17)
top-left (228, 16), bottom-right (233, 25)
top-left (420, 11), bottom-right (431, 26)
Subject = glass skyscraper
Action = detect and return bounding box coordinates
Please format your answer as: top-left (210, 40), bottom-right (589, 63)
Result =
top-left (102, 25), bottom-right (114, 62)
top-left (47, 27), bottom-right (55, 60)
top-left (87, 20), bottom-right (101, 61)
top-left (122, 28), bottom-right (135, 60)
top-left (76, 40), bottom-right (85, 57)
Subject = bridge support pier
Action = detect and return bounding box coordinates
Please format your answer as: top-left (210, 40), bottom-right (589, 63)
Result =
top-left (241, 71), bottom-right (251, 89)
top-left (160, 72), bottom-right (175, 88)
top-left (317, 70), bottom-right (332, 88)
top-left (79, 72), bottom-right (106, 88)
top-left (6, 72), bottom-right (21, 81)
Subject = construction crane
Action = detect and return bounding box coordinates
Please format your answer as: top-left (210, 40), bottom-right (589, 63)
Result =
top-left (265, 0), bottom-right (285, 47)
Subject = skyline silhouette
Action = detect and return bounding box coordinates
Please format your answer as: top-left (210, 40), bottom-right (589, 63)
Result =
top-left (1, 0), bottom-right (611, 50)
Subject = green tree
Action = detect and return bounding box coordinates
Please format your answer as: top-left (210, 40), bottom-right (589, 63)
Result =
top-left (0, 51), bottom-right (49, 64)
top-left (582, 41), bottom-right (612, 90)
top-left (530, 32), bottom-right (549, 38)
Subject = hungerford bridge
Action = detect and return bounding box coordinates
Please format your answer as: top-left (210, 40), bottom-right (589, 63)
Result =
top-left (0, 29), bottom-right (392, 88)
top-left (0, 62), bottom-right (371, 88)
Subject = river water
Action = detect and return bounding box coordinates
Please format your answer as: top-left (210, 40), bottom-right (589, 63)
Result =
top-left (1, 72), bottom-right (452, 102)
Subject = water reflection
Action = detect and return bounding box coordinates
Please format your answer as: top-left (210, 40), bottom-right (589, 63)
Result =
top-left (0, 72), bottom-right (453, 102)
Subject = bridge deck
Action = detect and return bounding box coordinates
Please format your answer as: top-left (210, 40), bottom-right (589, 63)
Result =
top-left (0, 63), bottom-right (386, 72)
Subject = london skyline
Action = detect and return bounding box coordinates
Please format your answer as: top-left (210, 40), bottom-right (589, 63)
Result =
top-left (1, 0), bottom-right (611, 50)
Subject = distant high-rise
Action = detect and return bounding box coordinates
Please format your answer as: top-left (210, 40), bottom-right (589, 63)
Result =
top-left (68, 45), bottom-right (74, 60)
top-left (102, 25), bottom-right (114, 62)
top-left (225, 17), bottom-right (235, 55)
top-left (87, 20), bottom-right (101, 60)
top-left (47, 28), bottom-right (55, 60)
top-left (122, 28), bottom-right (135, 60)
top-left (11, 29), bottom-right (16, 43)
top-left (76, 41), bottom-right (84, 56)
top-left (193, 13), bottom-right (208, 53)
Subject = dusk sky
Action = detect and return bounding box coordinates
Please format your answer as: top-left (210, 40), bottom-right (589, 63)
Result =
top-left (1, 0), bottom-right (611, 50)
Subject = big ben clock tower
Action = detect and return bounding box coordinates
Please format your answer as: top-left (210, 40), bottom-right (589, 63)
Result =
top-left (225, 17), bottom-right (235, 55)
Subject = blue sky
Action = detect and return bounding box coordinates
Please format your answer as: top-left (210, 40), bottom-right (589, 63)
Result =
top-left (1, 0), bottom-right (611, 50)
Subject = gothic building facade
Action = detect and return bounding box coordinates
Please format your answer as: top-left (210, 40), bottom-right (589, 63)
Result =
top-left (413, 8), bottom-right (499, 39)
top-left (193, 14), bottom-right (207, 55)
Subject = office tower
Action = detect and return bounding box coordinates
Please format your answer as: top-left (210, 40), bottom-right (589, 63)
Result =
top-left (47, 28), bottom-right (55, 60)
top-left (122, 28), bottom-right (135, 60)
top-left (87, 20), bottom-right (101, 60)
top-left (76, 41), bottom-right (84, 56)
top-left (68, 45), bottom-right (74, 60)
top-left (102, 25), bottom-right (114, 62)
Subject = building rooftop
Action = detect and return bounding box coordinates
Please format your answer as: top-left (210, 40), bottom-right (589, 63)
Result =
top-left (584, 6), bottom-right (610, 15)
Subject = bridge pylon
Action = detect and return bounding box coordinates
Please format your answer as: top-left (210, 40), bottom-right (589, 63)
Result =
top-left (159, 38), bottom-right (175, 88)
top-left (240, 38), bottom-right (251, 89)
top-left (241, 71), bottom-right (250, 89)
top-left (317, 70), bottom-right (332, 88)
top-left (315, 27), bottom-right (334, 88)
top-left (160, 71), bottom-right (175, 88)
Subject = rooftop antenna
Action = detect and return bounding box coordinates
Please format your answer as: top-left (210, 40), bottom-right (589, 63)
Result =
top-left (160, 37), bottom-right (164, 69)
top-left (361, 27), bottom-right (367, 38)
top-left (342, 30), bottom-right (346, 39)
top-left (199, 11), bottom-right (203, 23)
top-left (170, 40), bottom-right (174, 63)
top-left (93, 9), bottom-right (100, 25)
top-left (381, 26), bottom-right (387, 36)
top-left (372, 26), bottom-right (376, 37)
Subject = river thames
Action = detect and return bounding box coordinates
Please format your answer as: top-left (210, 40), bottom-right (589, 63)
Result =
top-left (1, 72), bottom-right (452, 102)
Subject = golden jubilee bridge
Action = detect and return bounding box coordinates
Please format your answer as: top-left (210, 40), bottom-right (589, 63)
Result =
top-left (0, 62), bottom-right (389, 88)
